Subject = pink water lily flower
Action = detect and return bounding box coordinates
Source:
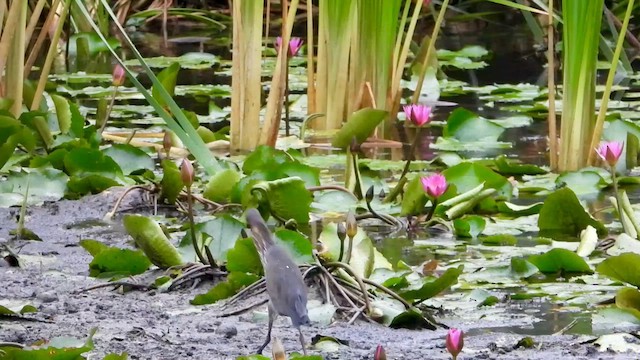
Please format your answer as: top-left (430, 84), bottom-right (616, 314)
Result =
top-left (446, 328), bottom-right (464, 359)
top-left (403, 103), bottom-right (432, 127)
top-left (374, 344), bottom-right (386, 360)
top-left (112, 64), bottom-right (125, 86)
top-left (421, 173), bottom-right (447, 198)
top-left (596, 141), bottom-right (624, 167)
top-left (275, 36), bottom-right (303, 56)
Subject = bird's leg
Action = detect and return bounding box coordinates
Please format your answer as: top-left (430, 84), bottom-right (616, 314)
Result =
top-left (257, 304), bottom-right (276, 354)
top-left (298, 327), bottom-right (307, 355)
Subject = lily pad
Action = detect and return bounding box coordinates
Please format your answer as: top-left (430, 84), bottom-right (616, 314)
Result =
top-left (102, 144), bottom-right (154, 175)
top-left (400, 266), bottom-right (463, 303)
top-left (527, 248), bottom-right (592, 274)
top-left (538, 187), bottom-right (607, 240)
top-left (443, 108), bottom-right (505, 142)
top-left (597, 253), bottom-right (640, 287)
top-left (123, 52), bottom-right (219, 69)
top-left (87, 247), bottom-right (151, 278)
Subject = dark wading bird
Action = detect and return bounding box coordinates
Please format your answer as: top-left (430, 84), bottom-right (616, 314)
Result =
top-left (245, 208), bottom-right (310, 355)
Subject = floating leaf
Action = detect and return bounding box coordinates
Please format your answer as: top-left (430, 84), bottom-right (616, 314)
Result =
top-left (102, 144), bottom-right (154, 175)
top-left (481, 234), bottom-right (517, 246)
top-left (443, 162), bottom-right (512, 197)
top-left (538, 187), bottom-right (607, 240)
top-left (123, 214), bottom-right (183, 269)
top-left (597, 253), bottom-right (640, 287)
top-left (123, 52), bottom-right (219, 69)
top-left (0, 300), bottom-right (37, 315)
top-left (452, 215), bottom-right (486, 238)
top-left (88, 247), bottom-right (151, 278)
top-left (0, 328), bottom-right (96, 359)
top-left (527, 248), bottom-right (592, 274)
top-left (400, 266), bottom-right (463, 303)
top-left (443, 108), bottom-right (504, 142)
top-left (616, 287), bottom-right (640, 320)
top-left (494, 155), bottom-right (547, 176)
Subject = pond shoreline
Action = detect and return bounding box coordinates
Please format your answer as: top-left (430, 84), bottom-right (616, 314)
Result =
top-left (0, 189), bottom-right (632, 359)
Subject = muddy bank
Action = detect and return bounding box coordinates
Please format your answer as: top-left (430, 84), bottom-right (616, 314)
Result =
top-left (0, 190), bottom-right (633, 359)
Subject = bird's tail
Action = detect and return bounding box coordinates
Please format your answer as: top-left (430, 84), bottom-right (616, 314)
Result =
top-left (245, 209), bottom-right (275, 262)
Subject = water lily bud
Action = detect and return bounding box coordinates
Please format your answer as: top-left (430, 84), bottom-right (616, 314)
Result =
top-left (346, 210), bottom-right (357, 238)
top-left (181, 159), bottom-right (194, 187)
top-left (163, 131), bottom-right (172, 154)
top-left (421, 173), bottom-right (448, 198)
top-left (337, 222), bottom-right (347, 242)
top-left (366, 185), bottom-right (374, 203)
top-left (112, 64), bottom-right (125, 86)
top-left (446, 328), bottom-right (464, 359)
top-left (374, 344), bottom-right (387, 360)
top-left (596, 141), bottom-right (624, 167)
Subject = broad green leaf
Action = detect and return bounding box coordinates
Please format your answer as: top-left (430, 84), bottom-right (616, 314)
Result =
top-left (443, 108), bottom-right (505, 142)
top-left (226, 238), bottom-right (263, 275)
top-left (123, 214), bottom-right (183, 269)
top-left (510, 258), bottom-right (539, 278)
top-left (251, 177), bottom-right (312, 224)
top-left (481, 234), bottom-right (517, 246)
top-left (615, 287), bottom-right (640, 320)
top-left (389, 308), bottom-right (437, 330)
top-left (199, 215), bottom-right (245, 262)
top-left (597, 253), bottom-right (640, 287)
top-left (123, 52), bottom-right (219, 69)
top-left (79, 239), bottom-right (109, 257)
top-left (527, 248), bottom-right (592, 274)
top-left (0, 167), bottom-right (68, 207)
top-left (0, 329), bottom-right (96, 359)
top-left (318, 223), bottom-right (392, 272)
top-left (452, 215), bottom-right (486, 238)
top-left (331, 108), bottom-right (389, 149)
top-left (400, 174), bottom-right (428, 216)
top-left (557, 170), bottom-right (607, 195)
top-left (494, 155), bottom-right (547, 175)
top-left (443, 162), bottom-right (512, 197)
top-left (0, 300), bottom-right (37, 315)
top-left (88, 247), bottom-right (151, 278)
top-left (63, 148), bottom-right (123, 177)
top-left (538, 187), bottom-right (607, 240)
top-left (400, 266), bottom-right (463, 303)
top-left (160, 159), bottom-right (183, 204)
top-left (203, 168), bottom-right (241, 202)
top-left (102, 144), bottom-right (154, 175)
top-left (274, 229), bottom-right (314, 264)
